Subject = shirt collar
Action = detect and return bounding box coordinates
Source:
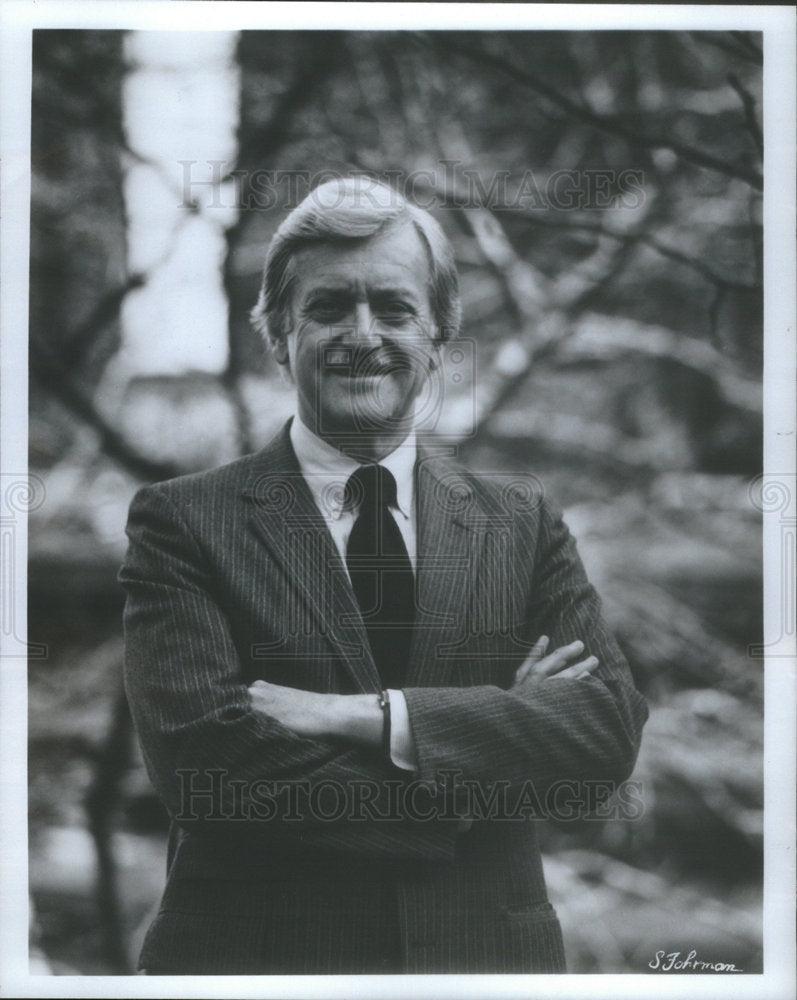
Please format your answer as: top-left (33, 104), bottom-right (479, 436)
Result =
top-left (290, 415), bottom-right (416, 521)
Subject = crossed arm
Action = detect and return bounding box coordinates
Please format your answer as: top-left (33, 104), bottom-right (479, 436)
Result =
top-left (121, 481), bottom-right (647, 858)
top-left (247, 635), bottom-right (600, 749)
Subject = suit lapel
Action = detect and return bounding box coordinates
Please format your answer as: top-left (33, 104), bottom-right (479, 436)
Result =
top-left (241, 425), bottom-right (490, 693)
top-left (242, 424), bottom-right (381, 694)
top-left (407, 446), bottom-right (487, 687)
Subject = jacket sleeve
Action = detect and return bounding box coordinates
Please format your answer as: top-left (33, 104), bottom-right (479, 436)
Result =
top-left (402, 497), bottom-right (648, 801)
top-left (120, 482), bottom-right (457, 862)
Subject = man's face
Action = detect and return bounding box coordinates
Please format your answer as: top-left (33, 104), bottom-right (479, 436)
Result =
top-left (279, 220), bottom-right (438, 449)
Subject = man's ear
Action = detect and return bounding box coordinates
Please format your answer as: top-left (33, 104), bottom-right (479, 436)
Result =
top-left (272, 336), bottom-right (290, 367)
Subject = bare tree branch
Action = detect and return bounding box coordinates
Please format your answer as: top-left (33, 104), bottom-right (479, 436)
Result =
top-left (476, 417), bottom-right (660, 477)
top-left (31, 338), bottom-right (180, 483)
top-left (60, 273), bottom-right (146, 368)
top-left (690, 31), bottom-right (763, 67)
top-left (729, 31), bottom-right (763, 63)
top-left (228, 33), bottom-right (344, 186)
top-left (426, 198), bottom-right (759, 294)
top-left (427, 35), bottom-right (763, 190)
top-left (727, 72), bottom-right (763, 160)
top-left (561, 313), bottom-right (761, 413)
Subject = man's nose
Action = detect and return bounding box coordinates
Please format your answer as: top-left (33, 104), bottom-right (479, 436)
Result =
top-left (349, 302), bottom-right (381, 344)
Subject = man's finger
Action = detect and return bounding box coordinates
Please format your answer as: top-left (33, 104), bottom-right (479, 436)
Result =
top-left (546, 656), bottom-right (599, 681)
top-left (514, 644), bottom-right (600, 687)
top-left (534, 640), bottom-right (586, 678)
top-left (514, 636), bottom-right (549, 684)
top-left (530, 635), bottom-right (550, 657)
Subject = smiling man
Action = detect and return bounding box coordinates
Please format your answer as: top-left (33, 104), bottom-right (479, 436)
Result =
top-left (120, 177), bottom-right (647, 975)
top-left (279, 217), bottom-right (437, 450)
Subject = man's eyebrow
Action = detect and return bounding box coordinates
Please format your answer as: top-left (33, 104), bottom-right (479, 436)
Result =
top-left (369, 287), bottom-right (421, 300)
top-left (302, 284), bottom-right (356, 299)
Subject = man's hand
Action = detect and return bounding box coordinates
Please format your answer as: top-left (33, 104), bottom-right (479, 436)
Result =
top-left (512, 636), bottom-right (599, 688)
top-left (248, 680), bottom-right (382, 745)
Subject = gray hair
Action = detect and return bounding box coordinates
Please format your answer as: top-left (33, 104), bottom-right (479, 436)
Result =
top-left (250, 177), bottom-right (461, 357)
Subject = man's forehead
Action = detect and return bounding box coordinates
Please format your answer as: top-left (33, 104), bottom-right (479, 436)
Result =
top-left (302, 279), bottom-right (424, 297)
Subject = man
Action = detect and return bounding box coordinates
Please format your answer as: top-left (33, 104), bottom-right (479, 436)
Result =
top-left (120, 177), bottom-right (647, 974)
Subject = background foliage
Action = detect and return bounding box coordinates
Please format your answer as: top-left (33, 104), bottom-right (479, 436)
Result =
top-left (28, 29), bottom-right (763, 974)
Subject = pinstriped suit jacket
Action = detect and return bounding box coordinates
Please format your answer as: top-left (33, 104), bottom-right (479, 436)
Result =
top-left (120, 420), bottom-right (647, 974)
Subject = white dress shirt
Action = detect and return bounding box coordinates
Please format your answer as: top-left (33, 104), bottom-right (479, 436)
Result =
top-left (289, 416), bottom-right (419, 771)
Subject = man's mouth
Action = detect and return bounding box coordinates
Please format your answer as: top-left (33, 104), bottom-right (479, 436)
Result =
top-left (323, 346), bottom-right (404, 377)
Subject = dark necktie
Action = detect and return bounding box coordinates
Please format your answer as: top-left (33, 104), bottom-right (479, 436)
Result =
top-left (345, 464), bottom-right (415, 689)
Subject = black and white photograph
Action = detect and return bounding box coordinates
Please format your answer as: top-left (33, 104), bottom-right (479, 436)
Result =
top-left (1, 3), bottom-right (794, 997)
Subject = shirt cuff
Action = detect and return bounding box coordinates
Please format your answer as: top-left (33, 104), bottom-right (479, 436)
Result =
top-left (387, 690), bottom-right (470, 832)
top-left (386, 689), bottom-right (418, 771)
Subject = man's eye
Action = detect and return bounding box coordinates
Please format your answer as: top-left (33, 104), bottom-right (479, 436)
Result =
top-left (377, 302), bottom-right (414, 323)
top-left (309, 302), bottom-right (347, 323)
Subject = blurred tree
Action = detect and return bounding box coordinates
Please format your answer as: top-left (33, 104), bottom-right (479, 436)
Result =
top-left (30, 30), bottom-right (128, 468)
